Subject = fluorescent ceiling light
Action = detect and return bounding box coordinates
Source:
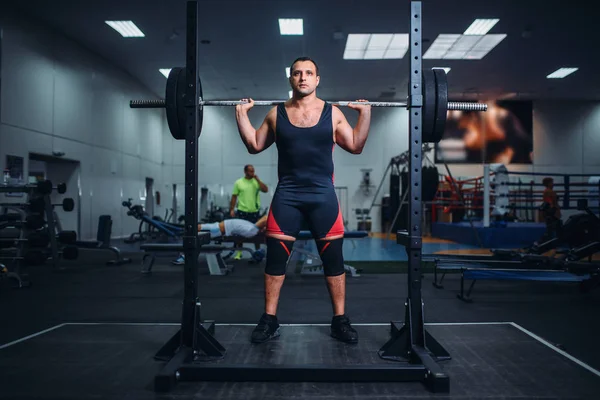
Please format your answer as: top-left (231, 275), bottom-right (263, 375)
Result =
top-left (159, 69), bottom-right (171, 78)
top-left (105, 20), bottom-right (145, 37)
top-left (289, 90), bottom-right (293, 98)
top-left (279, 19), bottom-right (303, 35)
top-left (423, 33), bottom-right (506, 59)
top-left (286, 67), bottom-right (290, 78)
top-left (547, 67), bottom-right (579, 79)
top-left (464, 19), bottom-right (499, 35)
top-left (433, 67), bottom-right (451, 74)
top-left (343, 33), bottom-right (408, 60)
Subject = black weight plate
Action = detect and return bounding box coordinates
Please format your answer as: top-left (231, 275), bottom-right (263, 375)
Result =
top-left (432, 68), bottom-right (448, 143)
top-left (62, 198), bottom-right (75, 212)
top-left (166, 67), bottom-right (183, 140)
top-left (422, 69), bottom-right (436, 143)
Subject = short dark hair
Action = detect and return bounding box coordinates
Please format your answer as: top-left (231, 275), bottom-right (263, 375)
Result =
top-left (244, 164), bottom-right (253, 172)
top-left (290, 57), bottom-right (319, 76)
top-left (542, 177), bottom-right (553, 187)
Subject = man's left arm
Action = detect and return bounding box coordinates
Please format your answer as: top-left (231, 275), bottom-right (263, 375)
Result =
top-left (254, 175), bottom-right (268, 193)
top-left (333, 101), bottom-right (371, 154)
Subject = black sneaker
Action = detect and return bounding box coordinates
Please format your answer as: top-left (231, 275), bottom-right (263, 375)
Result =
top-left (250, 313), bottom-right (280, 343)
top-left (330, 314), bottom-right (358, 344)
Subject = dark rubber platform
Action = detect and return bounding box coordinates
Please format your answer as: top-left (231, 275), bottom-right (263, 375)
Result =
top-left (1, 322), bottom-right (599, 399)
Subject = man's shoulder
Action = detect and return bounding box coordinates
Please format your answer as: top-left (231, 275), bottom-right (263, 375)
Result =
top-left (232, 178), bottom-right (244, 189)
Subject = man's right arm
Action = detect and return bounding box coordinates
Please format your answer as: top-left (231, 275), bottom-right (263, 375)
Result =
top-left (230, 195), bottom-right (237, 217)
top-left (235, 101), bottom-right (276, 154)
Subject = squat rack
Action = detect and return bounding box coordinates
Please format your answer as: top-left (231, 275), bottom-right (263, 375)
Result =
top-left (153, 0), bottom-right (450, 393)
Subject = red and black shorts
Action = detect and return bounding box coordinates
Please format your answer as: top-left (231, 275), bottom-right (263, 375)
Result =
top-left (266, 187), bottom-right (344, 239)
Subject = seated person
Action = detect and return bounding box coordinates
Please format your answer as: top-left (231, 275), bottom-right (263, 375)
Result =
top-left (172, 215), bottom-right (267, 265)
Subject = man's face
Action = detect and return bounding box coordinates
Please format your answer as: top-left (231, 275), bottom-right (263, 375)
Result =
top-left (245, 166), bottom-right (255, 179)
top-left (289, 61), bottom-right (320, 97)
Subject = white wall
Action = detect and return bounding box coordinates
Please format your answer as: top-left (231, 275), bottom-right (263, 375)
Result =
top-left (0, 7), bottom-right (170, 240)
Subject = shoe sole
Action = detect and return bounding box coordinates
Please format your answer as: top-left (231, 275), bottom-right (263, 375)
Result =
top-left (330, 332), bottom-right (358, 344)
top-left (251, 328), bottom-right (280, 344)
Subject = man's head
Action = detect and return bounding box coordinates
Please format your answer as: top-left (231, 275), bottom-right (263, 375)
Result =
top-left (244, 164), bottom-right (255, 179)
top-left (542, 177), bottom-right (554, 189)
top-left (289, 57), bottom-right (320, 98)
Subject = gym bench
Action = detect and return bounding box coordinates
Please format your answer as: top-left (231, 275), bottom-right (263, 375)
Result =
top-left (457, 267), bottom-right (594, 302)
top-left (140, 233), bottom-right (236, 275)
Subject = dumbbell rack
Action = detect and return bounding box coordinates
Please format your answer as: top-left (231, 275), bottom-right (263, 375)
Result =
top-left (0, 206), bottom-right (32, 288)
top-left (0, 181), bottom-right (65, 281)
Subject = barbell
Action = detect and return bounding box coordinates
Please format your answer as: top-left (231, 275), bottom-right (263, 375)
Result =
top-left (0, 180), bottom-right (66, 195)
top-left (130, 67), bottom-right (487, 142)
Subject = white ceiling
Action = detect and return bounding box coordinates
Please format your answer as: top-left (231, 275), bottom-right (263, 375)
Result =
top-left (10, 0), bottom-right (600, 102)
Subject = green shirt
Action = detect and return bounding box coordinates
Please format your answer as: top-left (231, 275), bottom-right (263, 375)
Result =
top-left (232, 177), bottom-right (261, 213)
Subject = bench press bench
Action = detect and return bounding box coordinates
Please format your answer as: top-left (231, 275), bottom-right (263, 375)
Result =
top-left (139, 233), bottom-right (227, 275)
top-left (457, 267), bottom-right (594, 302)
top-left (429, 257), bottom-right (598, 302)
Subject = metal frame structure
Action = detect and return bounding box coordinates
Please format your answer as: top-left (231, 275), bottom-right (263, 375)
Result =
top-left (153, 0), bottom-right (450, 393)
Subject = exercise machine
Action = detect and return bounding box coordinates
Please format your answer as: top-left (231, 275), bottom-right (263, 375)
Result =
top-left (123, 199), bottom-right (184, 243)
top-left (56, 214), bottom-right (132, 266)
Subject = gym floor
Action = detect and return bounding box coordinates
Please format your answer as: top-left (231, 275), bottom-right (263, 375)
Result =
top-left (1, 236), bottom-right (599, 399)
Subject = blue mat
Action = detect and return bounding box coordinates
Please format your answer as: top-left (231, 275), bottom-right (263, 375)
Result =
top-left (432, 221), bottom-right (547, 248)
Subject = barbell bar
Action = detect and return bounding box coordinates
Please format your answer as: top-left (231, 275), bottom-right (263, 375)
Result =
top-left (130, 67), bottom-right (487, 142)
top-left (130, 99), bottom-right (487, 111)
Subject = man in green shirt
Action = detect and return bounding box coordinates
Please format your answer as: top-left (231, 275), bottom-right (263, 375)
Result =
top-left (230, 165), bottom-right (268, 257)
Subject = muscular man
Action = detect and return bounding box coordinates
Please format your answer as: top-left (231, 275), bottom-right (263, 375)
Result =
top-left (235, 56), bottom-right (371, 344)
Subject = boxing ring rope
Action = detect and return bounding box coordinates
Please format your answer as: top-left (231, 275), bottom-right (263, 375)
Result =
top-left (432, 165), bottom-right (600, 228)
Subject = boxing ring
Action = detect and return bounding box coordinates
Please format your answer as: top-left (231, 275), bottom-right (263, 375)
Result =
top-left (431, 165), bottom-right (600, 248)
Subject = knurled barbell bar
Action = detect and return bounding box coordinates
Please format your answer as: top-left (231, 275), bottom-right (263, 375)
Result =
top-left (130, 67), bottom-right (487, 142)
top-left (130, 99), bottom-right (486, 110)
